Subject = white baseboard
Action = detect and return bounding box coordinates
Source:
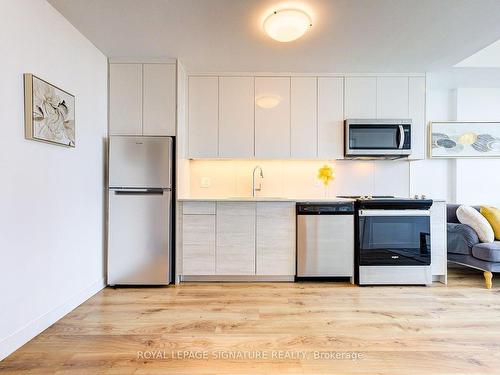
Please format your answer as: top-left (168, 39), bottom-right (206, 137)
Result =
top-left (0, 277), bottom-right (106, 361)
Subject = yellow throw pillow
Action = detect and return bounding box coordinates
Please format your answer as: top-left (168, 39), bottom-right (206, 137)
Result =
top-left (480, 206), bottom-right (500, 240)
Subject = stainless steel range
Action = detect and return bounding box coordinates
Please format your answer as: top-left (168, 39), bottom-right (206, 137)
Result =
top-left (338, 196), bottom-right (433, 285)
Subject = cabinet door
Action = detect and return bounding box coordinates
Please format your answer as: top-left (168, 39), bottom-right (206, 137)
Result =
top-left (143, 64), bottom-right (176, 136)
top-left (345, 77), bottom-right (376, 119)
top-left (188, 76), bottom-right (218, 158)
top-left (256, 202), bottom-right (295, 276)
top-left (219, 77), bottom-right (254, 157)
top-left (291, 77), bottom-right (317, 158)
top-left (109, 64), bottom-right (143, 135)
top-left (318, 77), bottom-right (344, 159)
top-left (255, 77), bottom-right (291, 158)
top-left (216, 202), bottom-right (256, 275)
top-left (182, 214), bottom-right (216, 275)
top-left (377, 76), bottom-right (409, 118)
top-left (431, 201), bottom-right (447, 277)
top-left (408, 77), bottom-right (426, 160)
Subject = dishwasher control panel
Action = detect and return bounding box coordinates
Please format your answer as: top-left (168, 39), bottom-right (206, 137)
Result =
top-left (296, 202), bottom-right (354, 215)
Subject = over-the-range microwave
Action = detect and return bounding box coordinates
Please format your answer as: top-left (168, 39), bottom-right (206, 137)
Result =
top-left (344, 119), bottom-right (412, 159)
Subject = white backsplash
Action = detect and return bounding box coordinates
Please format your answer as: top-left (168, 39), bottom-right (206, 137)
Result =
top-left (189, 160), bottom-right (411, 198)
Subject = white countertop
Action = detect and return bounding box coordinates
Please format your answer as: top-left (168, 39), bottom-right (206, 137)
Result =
top-left (178, 196), bottom-right (446, 202)
top-left (178, 196), bottom-right (355, 202)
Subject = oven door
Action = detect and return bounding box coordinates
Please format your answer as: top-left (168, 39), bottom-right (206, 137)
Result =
top-left (346, 122), bottom-right (411, 156)
top-left (358, 210), bottom-right (430, 266)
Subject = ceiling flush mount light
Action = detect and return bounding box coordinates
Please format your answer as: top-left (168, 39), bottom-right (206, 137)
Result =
top-left (256, 95), bottom-right (282, 109)
top-left (263, 9), bottom-right (312, 42)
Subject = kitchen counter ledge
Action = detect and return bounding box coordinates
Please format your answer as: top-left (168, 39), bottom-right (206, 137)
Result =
top-left (178, 197), bottom-right (354, 202)
top-left (178, 197), bottom-right (446, 202)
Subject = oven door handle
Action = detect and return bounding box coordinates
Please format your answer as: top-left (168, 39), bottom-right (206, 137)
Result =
top-left (359, 209), bottom-right (430, 217)
top-left (398, 125), bottom-right (405, 149)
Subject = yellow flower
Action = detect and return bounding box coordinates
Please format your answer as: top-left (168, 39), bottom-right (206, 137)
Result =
top-left (318, 165), bottom-right (335, 186)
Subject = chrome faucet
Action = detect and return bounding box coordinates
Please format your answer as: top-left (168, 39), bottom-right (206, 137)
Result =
top-left (252, 165), bottom-right (264, 197)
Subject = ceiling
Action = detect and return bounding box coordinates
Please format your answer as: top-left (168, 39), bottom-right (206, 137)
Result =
top-left (48, 0), bottom-right (500, 73)
top-left (455, 39), bottom-right (500, 68)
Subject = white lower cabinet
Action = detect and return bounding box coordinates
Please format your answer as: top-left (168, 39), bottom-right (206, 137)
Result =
top-left (216, 202), bottom-right (256, 275)
top-left (181, 201), bottom-right (296, 278)
top-left (430, 201), bottom-right (447, 282)
top-left (182, 214), bottom-right (216, 275)
top-left (256, 202), bottom-right (296, 276)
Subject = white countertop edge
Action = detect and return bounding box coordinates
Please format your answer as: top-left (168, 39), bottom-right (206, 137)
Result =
top-left (177, 197), bottom-right (355, 202)
top-left (177, 197), bottom-right (447, 203)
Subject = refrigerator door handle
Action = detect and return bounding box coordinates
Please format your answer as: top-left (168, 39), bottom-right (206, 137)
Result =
top-left (113, 188), bottom-right (166, 195)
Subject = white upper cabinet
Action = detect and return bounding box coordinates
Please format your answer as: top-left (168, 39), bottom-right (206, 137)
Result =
top-left (143, 64), bottom-right (176, 136)
top-left (318, 77), bottom-right (344, 159)
top-left (109, 62), bottom-right (176, 136)
top-left (345, 77), bottom-right (377, 119)
top-left (408, 76), bottom-right (426, 160)
top-left (185, 74), bottom-right (426, 160)
top-left (218, 77), bottom-right (255, 158)
top-left (109, 64), bottom-right (143, 135)
top-left (188, 76), bottom-right (218, 158)
top-left (377, 76), bottom-right (409, 118)
top-left (255, 77), bottom-right (291, 158)
top-left (291, 77), bottom-right (317, 158)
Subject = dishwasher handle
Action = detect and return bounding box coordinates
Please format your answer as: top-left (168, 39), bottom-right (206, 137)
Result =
top-left (296, 203), bottom-right (355, 215)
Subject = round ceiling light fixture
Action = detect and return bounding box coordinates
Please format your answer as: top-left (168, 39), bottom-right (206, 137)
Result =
top-left (263, 9), bottom-right (312, 42)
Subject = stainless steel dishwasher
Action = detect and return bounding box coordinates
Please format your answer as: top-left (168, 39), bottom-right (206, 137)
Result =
top-left (296, 202), bottom-right (355, 280)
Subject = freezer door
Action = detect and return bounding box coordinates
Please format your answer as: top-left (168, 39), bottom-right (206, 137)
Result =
top-left (108, 189), bottom-right (171, 285)
top-left (109, 136), bottom-right (172, 188)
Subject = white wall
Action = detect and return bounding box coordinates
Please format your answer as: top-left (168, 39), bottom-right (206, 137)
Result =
top-left (408, 88), bottom-right (455, 201)
top-left (454, 88), bottom-right (500, 205)
top-left (411, 75), bottom-right (500, 205)
top-left (0, 0), bottom-right (107, 360)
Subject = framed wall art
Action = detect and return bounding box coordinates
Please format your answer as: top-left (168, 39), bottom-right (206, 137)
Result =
top-left (24, 73), bottom-right (75, 147)
top-left (429, 121), bottom-right (500, 158)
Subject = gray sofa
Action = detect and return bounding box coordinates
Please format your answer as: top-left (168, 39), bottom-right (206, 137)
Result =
top-left (447, 204), bottom-right (500, 288)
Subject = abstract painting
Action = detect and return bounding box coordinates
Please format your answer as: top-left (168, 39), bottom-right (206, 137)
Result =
top-left (24, 74), bottom-right (75, 147)
top-left (430, 122), bottom-right (500, 158)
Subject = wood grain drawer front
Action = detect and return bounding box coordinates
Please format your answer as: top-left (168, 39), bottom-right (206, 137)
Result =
top-left (216, 202), bottom-right (256, 275)
top-left (256, 202), bottom-right (296, 276)
top-left (182, 214), bottom-right (216, 275)
top-left (183, 202), bottom-right (216, 215)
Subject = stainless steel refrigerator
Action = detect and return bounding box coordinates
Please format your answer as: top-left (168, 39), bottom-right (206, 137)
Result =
top-left (108, 136), bottom-right (173, 285)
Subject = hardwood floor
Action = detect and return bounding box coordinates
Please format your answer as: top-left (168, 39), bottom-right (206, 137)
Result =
top-left (1, 266), bottom-right (499, 374)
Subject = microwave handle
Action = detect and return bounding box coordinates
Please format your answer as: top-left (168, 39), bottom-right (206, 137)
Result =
top-left (398, 125), bottom-right (405, 149)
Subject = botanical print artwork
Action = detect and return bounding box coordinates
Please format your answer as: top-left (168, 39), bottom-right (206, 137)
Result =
top-left (24, 74), bottom-right (75, 147)
top-left (430, 122), bottom-right (500, 158)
